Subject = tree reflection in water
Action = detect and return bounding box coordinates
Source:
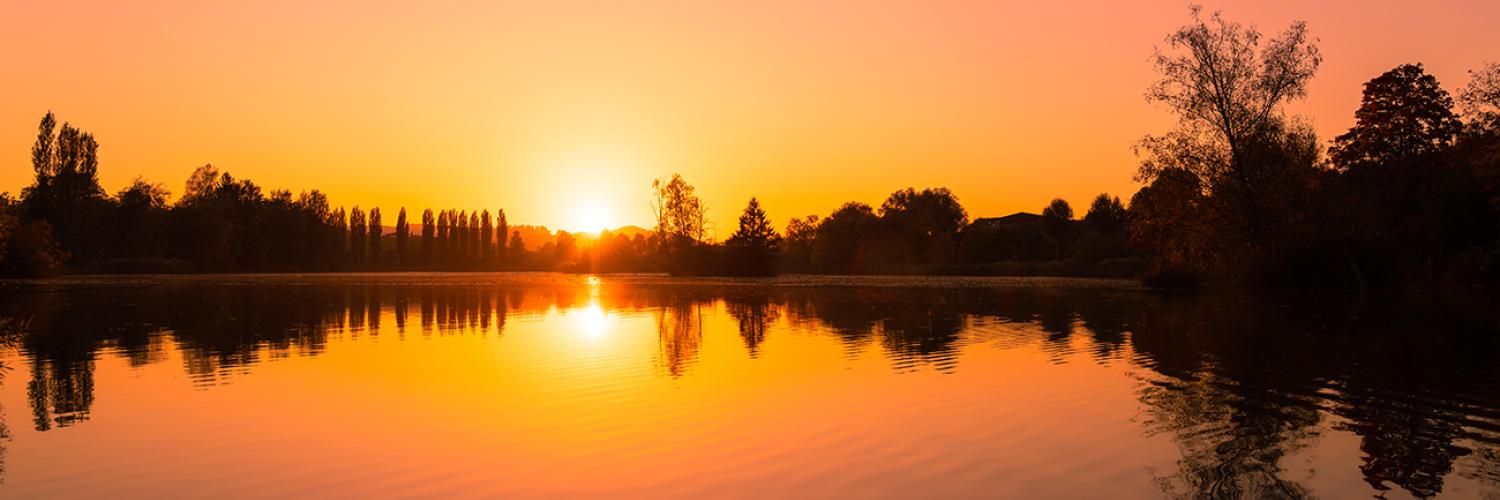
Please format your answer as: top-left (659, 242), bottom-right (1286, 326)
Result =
top-left (0, 280), bottom-right (1497, 497)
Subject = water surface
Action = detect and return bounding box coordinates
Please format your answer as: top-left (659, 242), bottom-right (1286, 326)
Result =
top-left (1, 273), bottom-right (1498, 498)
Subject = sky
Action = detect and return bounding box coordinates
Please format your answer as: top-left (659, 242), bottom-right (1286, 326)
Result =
top-left (2, 0), bottom-right (1498, 235)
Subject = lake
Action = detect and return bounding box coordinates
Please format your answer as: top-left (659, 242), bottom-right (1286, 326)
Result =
top-left (0, 273), bottom-right (1497, 498)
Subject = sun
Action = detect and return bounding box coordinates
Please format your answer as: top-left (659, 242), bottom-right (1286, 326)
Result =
top-left (573, 201), bottom-right (611, 233)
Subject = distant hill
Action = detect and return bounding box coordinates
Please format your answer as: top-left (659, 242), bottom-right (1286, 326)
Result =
top-left (605, 225), bottom-right (651, 238)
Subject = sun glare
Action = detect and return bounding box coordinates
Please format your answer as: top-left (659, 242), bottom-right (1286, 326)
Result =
top-left (573, 202), bottom-right (611, 233)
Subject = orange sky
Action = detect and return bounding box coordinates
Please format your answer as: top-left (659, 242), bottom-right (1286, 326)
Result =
top-left (3, 0), bottom-right (1498, 234)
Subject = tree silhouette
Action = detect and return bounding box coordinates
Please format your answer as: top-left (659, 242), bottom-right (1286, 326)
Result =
top-left (496, 209), bottom-right (509, 267)
top-left (456, 210), bottom-right (469, 265)
top-left (1084, 194), bottom-right (1127, 235)
top-left (468, 211), bottom-right (480, 263)
top-left (437, 210), bottom-right (449, 264)
top-left (421, 209), bottom-right (434, 266)
top-left (1461, 62), bottom-right (1500, 132)
top-left (480, 209), bottom-right (493, 264)
top-left (368, 207), bottom-right (382, 268)
top-left (651, 174), bottom-right (707, 246)
top-left (1140, 6), bottom-right (1320, 243)
top-left (395, 207), bottom-right (409, 267)
top-left (1041, 198), bottom-right (1075, 258)
top-left (332, 207), bottom-right (348, 268)
top-left (780, 215), bottom-right (820, 272)
top-left (112, 177), bottom-right (171, 259)
top-left (21, 112), bottom-right (106, 261)
top-left (349, 207), bottom-right (366, 266)
top-left (725, 197), bottom-right (780, 275)
top-left (879, 187), bottom-right (967, 266)
top-left (812, 202), bottom-right (879, 273)
top-left (1330, 64), bottom-right (1463, 169)
top-left (508, 230), bottom-right (524, 260)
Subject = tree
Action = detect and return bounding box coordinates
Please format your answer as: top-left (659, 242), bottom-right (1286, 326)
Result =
top-left (112, 177), bottom-right (171, 259)
top-left (456, 210), bottom-right (469, 265)
top-left (812, 202), bottom-right (880, 273)
top-left (0, 213), bottom-right (67, 277)
top-left (651, 174), bottom-right (707, 246)
top-left (332, 207), bottom-right (348, 267)
top-left (495, 209), bottom-right (509, 266)
top-left (1130, 168), bottom-right (1209, 285)
top-left (1330, 64), bottom-right (1463, 168)
top-left (437, 210), bottom-right (449, 264)
top-left (1461, 62), bottom-right (1500, 132)
top-left (368, 207), bottom-right (382, 267)
top-left (781, 215), bottom-right (820, 271)
top-left (182, 164), bottom-right (221, 204)
top-left (421, 209), bottom-right (434, 265)
top-left (349, 207), bottom-right (366, 266)
top-left (1084, 194), bottom-right (1127, 235)
top-left (1140, 6), bottom-right (1320, 239)
top-left (507, 230), bottom-right (525, 259)
top-left (725, 197), bottom-right (780, 275)
top-left (480, 209), bottom-right (493, 264)
top-left (1041, 198), bottom-right (1075, 258)
top-left (469, 211), bottom-right (480, 262)
top-left (395, 208), bottom-right (409, 267)
top-left (879, 187), bottom-right (968, 265)
top-left (22, 112), bottom-right (106, 261)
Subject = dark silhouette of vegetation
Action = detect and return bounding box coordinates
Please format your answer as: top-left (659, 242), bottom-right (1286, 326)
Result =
top-left (724, 198), bottom-right (779, 276)
top-left (1330, 63), bottom-right (1464, 168)
top-left (395, 207), bottom-right (409, 266)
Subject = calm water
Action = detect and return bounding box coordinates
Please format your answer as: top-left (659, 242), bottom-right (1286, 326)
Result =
top-left (0, 274), bottom-right (1498, 499)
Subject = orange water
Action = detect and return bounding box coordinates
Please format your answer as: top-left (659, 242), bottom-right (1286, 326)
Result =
top-left (0, 274), bottom-right (1496, 498)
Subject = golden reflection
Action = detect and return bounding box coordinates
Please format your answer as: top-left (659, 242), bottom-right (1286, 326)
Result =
top-left (574, 303), bottom-right (610, 340)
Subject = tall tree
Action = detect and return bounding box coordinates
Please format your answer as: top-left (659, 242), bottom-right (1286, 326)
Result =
top-left (1330, 63), bottom-right (1463, 168)
top-left (437, 210), bottom-right (449, 264)
top-left (469, 211), bottom-right (480, 261)
top-left (368, 207), bottom-right (382, 267)
top-left (651, 174), bottom-right (707, 246)
top-left (495, 209), bottom-right (509, 266)
top-left (480, 209), bottom-right (493, 264)
top-left (349, 207), bottom-right (366, 266)
top-left (725, 197), bottom-right (780, 276)
top-left (421, 209), bottom-right (435, 265)
top-left (456, 210), bottom-right (469, 265)
top-left (1139, 6), bottom-right (1320, 239)
top-left (332, 207), bottom-right (348, 267)
top-left (395, 208), bottom-right (409, 267)
top-left (22, 112), bottom-right (106, 260)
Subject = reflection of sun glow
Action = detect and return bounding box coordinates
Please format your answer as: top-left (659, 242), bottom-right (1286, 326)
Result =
top-left (576, 303), bottom-right (609, 339)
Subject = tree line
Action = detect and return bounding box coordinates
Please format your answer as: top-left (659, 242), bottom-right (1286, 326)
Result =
top-left (618, 7), bottom-right (1500, 286)
top-left (0, 130), bottom-right (541, 274)
top-left (4, 6), bottom-right (1500, 286)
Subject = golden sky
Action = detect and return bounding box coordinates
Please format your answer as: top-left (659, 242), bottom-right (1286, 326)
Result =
top-left (3, 0), bottom-right (1497, 234)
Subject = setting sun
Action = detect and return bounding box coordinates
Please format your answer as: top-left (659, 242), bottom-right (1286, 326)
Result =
top-left (572, 201), bottom-right (612, 234)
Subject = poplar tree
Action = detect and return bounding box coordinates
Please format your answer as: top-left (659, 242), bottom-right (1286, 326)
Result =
top-left (395, 207), bottom-right (409, 267)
